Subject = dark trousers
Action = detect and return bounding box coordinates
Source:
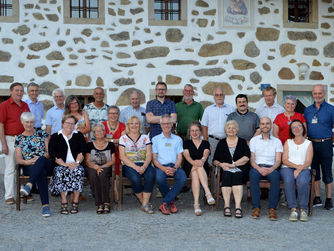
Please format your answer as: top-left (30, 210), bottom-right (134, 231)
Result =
top-left (23, 156), bottom-right (52, 205)
top-left (87, 167), bottom-right (111, 206)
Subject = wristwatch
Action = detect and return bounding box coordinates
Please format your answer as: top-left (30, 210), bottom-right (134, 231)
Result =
top-left (76, 161), bottom-right (80, 164)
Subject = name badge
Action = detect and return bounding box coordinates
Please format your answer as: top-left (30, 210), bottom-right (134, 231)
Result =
top-left (165, 143), bottom-right (172, 147)
top-left (311, 116), bottom-right (318, 124)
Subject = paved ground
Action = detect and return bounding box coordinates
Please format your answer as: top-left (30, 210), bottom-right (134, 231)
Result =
top-left (0, 175), bottom-right (334, 251)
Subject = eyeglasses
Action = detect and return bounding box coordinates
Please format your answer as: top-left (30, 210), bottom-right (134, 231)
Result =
top-left (214, 94), bottom-right (224, 97)
top-left (70, 101), bottom-right (78, 105)
top-left (291, 125), bottom-right (302, 130)
top-left (161, 122), bottom-right (172, 126)
top-left (64, 121), bottom-right (75, 126)
top-left (54, 96), bottom-right (64, 99)
top-left (108, 112), bottom-right (118, 115)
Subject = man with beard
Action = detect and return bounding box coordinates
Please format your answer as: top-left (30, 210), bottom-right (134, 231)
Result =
top-left (249, 117), bottom-right (282, 220)
top-left (146, 82), bottom-right (177, 140)
top-left (227, 94), bottom-right (260, 144)
top-left (176, 84), bottom-right (203, 141)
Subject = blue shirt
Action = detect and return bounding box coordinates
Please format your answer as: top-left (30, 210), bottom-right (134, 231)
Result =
top-left (152, 133), bottom-right (183, 165)
top-left (146, 98), bottom-right (176, 139)
top-left (25, 98), bottom-right (44, 128)
top-left (119, 105), bottom-right (148, 134)
top-left (45, 105), bottom-right (65, 135)
top-left (304, 101), bottom-right (334, 139)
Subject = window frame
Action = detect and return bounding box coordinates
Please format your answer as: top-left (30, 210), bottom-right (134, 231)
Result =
top-left (64, 88), bottom-right (107, 106)
top-left (0, 0), bottom-right (19, 23)
top-left (148, 0), bottom-right (187, 26)
top-left (63, 0), bottom-right (105, 25)
top-left (283, 0), bottom-right (318, 29)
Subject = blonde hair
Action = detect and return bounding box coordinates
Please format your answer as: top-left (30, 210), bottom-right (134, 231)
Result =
top-left (125, 116), bottom-right (142, 134)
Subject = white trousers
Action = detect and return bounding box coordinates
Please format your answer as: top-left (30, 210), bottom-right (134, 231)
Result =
top-left (4, 135), bottom-right (16, 200)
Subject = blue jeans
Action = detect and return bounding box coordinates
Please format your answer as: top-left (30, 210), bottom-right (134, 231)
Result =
top-left (23, 156), bottom-right (52, 205)
top-left (311, 140), bottom-right (333, 184)
top-left (155, 163), bottom-right (187, 205)
top-left (123, 164), bottom-right (156, 194)
top-left (249, 166), bottom-right (281, 209)
top-left (281, 168), bottom-right (311, 210)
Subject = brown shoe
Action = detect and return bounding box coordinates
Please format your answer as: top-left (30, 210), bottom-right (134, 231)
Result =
top-left (5, 198), bottom-right (15, 205)
top-left (269, 208), bottom-right (277, 221)
top-left (251, 208), bottom-right (260, 219)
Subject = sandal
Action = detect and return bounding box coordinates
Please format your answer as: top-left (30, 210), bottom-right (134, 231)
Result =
top-left (206, 193), bottom-right (215, 205)
top-left (141, 204), bottom-right (154, 214)
top-left (60, 202), bottom-right (69, 215)
top-left (235, 208), bottom-right (243, 218)
top-left (70, 202), bottom-right (79, 214)
top-left (224, 207), bottom-right (232, 217)
top-left (194, 204), bottom-right (202, 216)
top-left (97, 205), bottom-right (104, 215)
top-left (104, 203), bottom-right (110, 214)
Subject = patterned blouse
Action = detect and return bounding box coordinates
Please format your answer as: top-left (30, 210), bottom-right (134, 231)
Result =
top-left (119, 134), bottom-right (151, 163)
top-left (14, 129), bottom-right (48, 160)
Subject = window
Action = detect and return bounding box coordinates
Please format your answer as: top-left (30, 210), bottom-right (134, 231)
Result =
top-left (0, 0), bottom-right (19, 22)
top-left (64, 0), bottom-right (105, 25)
top-left (154, 0), bottom-right (181, 21)
top-left (149, 0), bottom-right (187, 26)
top-left (283, 0), bottom-right (318, 28)
top-left (64, 88), bottom-right (106, 106)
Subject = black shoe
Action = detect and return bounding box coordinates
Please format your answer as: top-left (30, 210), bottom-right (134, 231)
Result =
top-left (324, 198), bottom-right (333, 210)
top-left (313, 197), bottom-right (322, 207)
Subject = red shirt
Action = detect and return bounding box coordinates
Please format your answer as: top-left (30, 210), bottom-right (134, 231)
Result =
top-left (102, 121), bottom-right (126, 175)
top-left (0, 97), bottom-right (30, 135)
top-left (273, 112), bottom-right (306, 145)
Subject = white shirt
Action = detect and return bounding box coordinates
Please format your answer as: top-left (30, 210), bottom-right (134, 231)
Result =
top-left (249, 134), bottom-right (283, 166)
top-left (201, 103), bottom-right (235, 138)
top-left (58, 130), bottom-right (76, 163)
top-left (282, 139), bottom-right (311, 169)
top-left (256, 102), bottom-right (285, 123)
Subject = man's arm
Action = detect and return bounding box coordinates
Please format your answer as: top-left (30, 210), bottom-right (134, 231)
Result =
top-left (269, 152), bottom-right (282, 172)
top-left (202, 126), bottom-right (208, 141)
top-left (171, 113), bottom-right (177, 125)
top-left (174, 153), bottom-right (183, 169)
top-left (146, 112), bottom-right (161, 124)
top-left (46, 125), bottom-right (52, 136)
top-left (152, 153), bottom-right (167, 172)
top-left (0, 123), bottom-right (8, 155)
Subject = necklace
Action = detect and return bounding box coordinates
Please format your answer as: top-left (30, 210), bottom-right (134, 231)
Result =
top-left (108, 121), bottom-right (118, 131)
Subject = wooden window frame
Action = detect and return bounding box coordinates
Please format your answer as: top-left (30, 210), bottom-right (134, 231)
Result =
top-left (283, 0), bottom-right (318, 29)
top-left (64, 0), bottom-right (105, 25)
top-left (0, 0), bottom-right (19, 23)
top-left (148, 0), bottom-right (187, 26)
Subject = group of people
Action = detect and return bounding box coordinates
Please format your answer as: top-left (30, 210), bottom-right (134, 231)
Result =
top-left (0, 81), bottom-right (333, 222)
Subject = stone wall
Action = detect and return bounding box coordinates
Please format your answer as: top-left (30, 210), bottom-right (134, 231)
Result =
top-left (0, 0), bottom-right (334, 110)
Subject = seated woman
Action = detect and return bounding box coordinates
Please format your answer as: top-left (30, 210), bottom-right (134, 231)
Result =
top-left (85, 123), bottom-right (115, 214)
top-left (49, 114), bottom-right (86, 215)
top-left (119, 116), bottom-right (155, 214)
top-left (15, 112), bottom-right (52, 217)
top-left (213, 120), bottom-right (250, 218)
top-left (281, 119), bottom-right (313, 222)
top-left (183, 121), bottom-right (215, 216)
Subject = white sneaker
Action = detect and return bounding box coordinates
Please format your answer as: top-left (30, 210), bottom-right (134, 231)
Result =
top-left (300, 209), bottom-right (308, 222)
top-left (288, 209), bottom-right (298, 222)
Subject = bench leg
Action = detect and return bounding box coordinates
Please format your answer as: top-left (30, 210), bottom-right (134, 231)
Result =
top-left (308, 172), bottom-right (315, 217)
top-left (16, 172), bottom-right (21, 211)
top-left (216, 168), bottom-right (220, 211)
top-left (118, 176), bottom-right (122, 211)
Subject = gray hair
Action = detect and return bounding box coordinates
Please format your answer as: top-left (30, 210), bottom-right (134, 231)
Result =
top-left (92, 123), bottom-right (106, 134)
top-left (284, 95), bottom-right (297, 104)
top-left (213, 87), bottom-right (224, 95)
top-left (129, 90), bottom-right (140, 97)
top-left (160, 114), bottom-right (174, 124)
top-left (52, 88), bottom-right (64, 97)
top-left (107, 105), bottom-right (120, 114)
top-left (224, 120), bottom-right (239, 133)
top-left (20, 112), bottom-right (36, 123)
top-left (184, 84), bottom-right (194, 90)
top-left (27, 82), bottom-right (39, 91)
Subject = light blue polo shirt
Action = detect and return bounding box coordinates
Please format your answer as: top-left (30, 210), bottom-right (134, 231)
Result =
top-left (45, 105), bottom-right (65, 135)
top-left (152, 133), bottom-right (183, 165)
top-left (25, 97), bottom-right (44, 128)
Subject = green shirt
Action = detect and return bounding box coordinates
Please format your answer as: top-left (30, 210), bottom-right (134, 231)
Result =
top-left (176, 100), bottom-right (204, 134)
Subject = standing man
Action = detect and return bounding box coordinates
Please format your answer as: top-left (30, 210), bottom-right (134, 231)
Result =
top-left (146, 82), bottom-right (177, 140)
top-left (227, 94), bottom-right (260, 143)
top-left (152, 114), bottom-right (187, 215)
top-left (45, 88), bottom-right (65, 136)
top-left (0, 82), bottom-right (30, 204)
top-left (202, 87), bottom-right (234, 165)
top-left (249, 117), bottom-right (283, 220)
top-left (120, 90), bottom-right (148, 134)
top-left (256, 86), bottom-right (285, 132)
top-left (83, 87), bottom-right (109, 140)
top-left (25, 82), bottom-right (44, 129)
top-left (176, 84), bottom-right (203, 140)
top-left (304, 84), bottom-right (334, 210)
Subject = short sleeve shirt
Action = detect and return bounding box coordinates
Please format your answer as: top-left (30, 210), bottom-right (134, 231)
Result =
top-left (152, 133), bottom-right (183, 165)
top-left (25, 98), bottom-right (44, 128)
top-left (45, 105), bottom-right (65, 135)
top-left (176, 100), bottom-right (203, 134)
top-left (146, 98), bottom-right (177, 139)
top-left (119, 106), bottom-right (148, 134)
top-left (86, 142), bottom-right (115, 166)
top-left (83, 102), bottom-right (109, 140)
top-left (119, 134), bottom-right (151, 163)
top-left (227, 110), bottom-right (260, 141)
top-left (249, 135), bottom-right (283, 166)
top-left (14, 129), bottom-right (48, 160)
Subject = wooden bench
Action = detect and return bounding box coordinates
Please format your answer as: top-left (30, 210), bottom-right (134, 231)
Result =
top-left (16, 164), bottom-right (115, 211)
top-left (117, 164), bottom-right (215, 211)
top-left (215, 168), bottom-right (316, 216)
